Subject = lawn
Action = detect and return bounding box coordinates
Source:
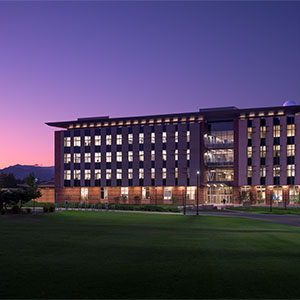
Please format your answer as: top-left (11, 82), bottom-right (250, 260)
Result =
top-left (1, 212), bottom-right (300, 299)
top-left (229, 206), bottom-right (300, 215)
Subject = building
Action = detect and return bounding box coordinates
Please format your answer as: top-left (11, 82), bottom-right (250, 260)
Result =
top-left (37, 180), bottom-right (55, 203)
top-left (46, 101), bottom-right (300, 206)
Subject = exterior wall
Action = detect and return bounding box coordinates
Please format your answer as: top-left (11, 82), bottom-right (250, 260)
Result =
top-left (295, 115), bottom-right (300, 184)
top-left (37, 187), bottom-right (55, 203)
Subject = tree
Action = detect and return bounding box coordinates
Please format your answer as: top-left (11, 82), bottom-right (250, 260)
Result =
top-left (22, 173), bottom-right (41, 207)
top-left (0, 172), bottom-right (20, 188)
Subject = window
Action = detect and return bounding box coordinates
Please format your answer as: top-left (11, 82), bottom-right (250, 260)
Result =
top-left (162, 168), bottom-right (167, 179)
top-left (64, 170), bottom-right (71, 180)
top-left (260, 166), bottom-right (266, 177)
top-left (106, 169), bottom-right (111, 180)
top-left (139, 133), bottom-right (144, 144)
top-left (175, 167), bottom-right (178, 179)
top-left (151, 168), bottom-right (155, 179)
top-left (121, 187), bottom-right (128, 199)
top-left (260, 126), bottom-right (266, 138)
top-left (85, 153), bottom-right (91, 163)
top-left (162, 150), bottom-right (167, 161)
top-left (175, 149), bottom-right (178, 161)
top-left (247, 127), bottom-right (252, 139)
top-left (128, 151), bottom-right (133, 162)
top-left (187, 168), bottom-right (190, 179)
top-left (273, 125), bottom-right (280, 138)
top-left (287, 144), bottom-right (295, 157)
top-left (186, 131), bottom-right (190, 142)
top-left (256, 186), bottom-right (266, 203)
top-left (128, 169), bottom-right (133, 179)
top-left (287, 165), bottom-right (295, 177)
top-left (81, 188), bottom-right (88, 200)
top-left (64, 137), bottom-right (71, 147)
top-left (260, 146), bottom-right (266, 158)
top-left (95, 169), bottom-right (101, 180)
top-left (95, 135), bottom-right (101, 146)
top-left (175, 131), bottom-right (179, 143)
top-left (116, 169), bottom-right (122, 180)
top-left (128, 133), bottom-right (133, 144)
top-left (247, 147), bottom-right (252, 158)
top-left (151, 132), bottom-right (155, 143)
top-left (287, 124), bottom-right (295, 137)
top-left (114, 151), bottom-right (121, 162)
top-left (151, 150), bottom-right (155, 161)
top-left (106, 135), bottom-right (112, 145)
top-left (139, 151), bottom-right (144, 161)
top-left (64, 153), bottom-right (71, 163)
top-left (142, 187), bottom-right (150, 199)
top-left (116, 134), bottom-right (122, 145)
top-left (74, 170), bottom-right (81, 180)
top-left (187, 186), bottom-right (196, 200)
top-left (186, 149), bottom-right (190, 160)
top-left (273, 166), bottom-right (280, 177)
top-left (85, 170), bottom-right (91, 180)
top-left (100, 187), bottom-right (108, 200)
top-left (162, 132), bottom-right (167, 143)
top-left (74, 153), bottom-right (81, 163)
top-left (84, 136), bottom-right (91, 146)
top-left (273, 145), bottom-right (280, 157)
top-left (74, 136), bottom-right (81, 147)
top-left (247, 166), bottom-right (252, 178)
top-left (106, 152), bottom-right (112, 163)
top-left (139, 168), bottom-right (144, 179)
top-left (164, 187), bottom-right (172, 200)
top-left (95, 152), bottom-right (101, 163)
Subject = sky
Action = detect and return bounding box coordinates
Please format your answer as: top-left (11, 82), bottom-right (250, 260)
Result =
top-left (0, 1), bottom-right (300, 169)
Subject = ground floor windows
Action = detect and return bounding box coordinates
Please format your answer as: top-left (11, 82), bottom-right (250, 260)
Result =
top-left (142, 187), bottom-right (150, 200)
top-left (186, 186), bottom-right (196, 200)
top-left (289, 186), bottom-right (300, 205)
top-left (81, 188), bottom-right (88, 200)
top-left (121, 187), bottom-right (128, 201)
top-left (100, 187), bottom-right (108, 200)
top-left (206, 186), bottom-right (233, 204)
top-left (272, 186), bottom-right (282, 204)
top-left (164, 187), bottom-right (172, 200)
top-left (256, 186), bottom-right (266, 204)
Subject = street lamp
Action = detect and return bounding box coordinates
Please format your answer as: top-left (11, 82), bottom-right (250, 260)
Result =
top-left (155, 187), bottom-right (158, 207)
top-left (269, 186), bottom-right (273, 212)
top-left (196, 171), bottom-right (200, 215)
top-left (182, 187), bottom-right (186, 215)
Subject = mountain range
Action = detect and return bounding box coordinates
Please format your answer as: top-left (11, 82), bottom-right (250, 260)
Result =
top-left (0, 164), bottom-right (54, 182)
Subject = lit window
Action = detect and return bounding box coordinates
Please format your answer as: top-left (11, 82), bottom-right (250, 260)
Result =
top-left (139, 169), bottom-right (144, 179)
top-left (139, 133), bottom-right (144, 144)
top-left (74, 136), bottom-right (81, 147)
top-left (116, 152), bottom-right (122, 162)
top-left (273, 166), bottom-right (280, 177)
top-left (95, 169), bottom-right (101, 180)
top-left (117, 169), bottom-right (122, 180)
top-left (85, 153), bottom-right (91, 163)
top-left (106, 135), bottom-right (112, 145)
top-left (116, 134), bottom-right (122, 145)
top-left (106, 152), bottom-right (112, 163)
top-left (64, 170), bottom-right (71, 180)
top-left (64, 153), bottom-right (71, 163)
top-left (106, 169), bottom-right (111, 180)
top-left (187, 131), bottom-right (190, 142)
top-left (128, 169), bottom-right (133, 179)
top-left (187, 149), bottom-right (190, 160)
top-left (260, 146), bottom-right (266, 158)
top-left (85, 170), bottom-right (91, 180)
top-left (247, 166), bottom-right (252, 178)
top-left (162, 168), bottom-right (167, 179)
top-left (151, 132), bottom-right (155, 144)
top-left (186, 187), bottom-right (196, 200)
top-left (74, 153), bottom-right (81, 163)
top-left (121, 187), bottom-right (128, 199)
top-left (175, 149), bottom-right (178, 161)
top-left (175, 131), bottom-right (178, 143)
top-left (142, 187), bottom-right (150, 200)
top-left (81, 188), bottom-right (88, 200)
top-left (247, 127), bottom-right (252, 139)
top-left (162, 132), bottom-right (167, 143)
top-left (151, 150), bottom-right (155, 161)
top-left (64, 137), bottom-right (71, 147)
top-left (273, 145), bottom-right (280, 157)
top-left (260, 126), bottom-right (266, 138)
top-left (84, 136), bottom-right (91, 146)
top-left (164, 187), bottom-right (172, 200)
top-left (151, 168), bottom-right (155, 179)
top-left (287, 144), bottom-right (295, 157)
top-left (247, 147), bottom-right (252, 158)
top-left (95, 152), bottom-right (101, 163)
top-left (128, 134), bottom-right (133, 144)
top-left (273, 125), bottom-right (280, 138)
top-left (175, 167), bottom-right (178, 178)
top-left (287, 165), bottom-right (295, 177)
top-left (287, 124), bottom-right (295, 137)
top-left (162, 150), bottom-right (167, 161)
top-left (74, 170), bottom-right (81, 180)
top-left (95, 135), bottom-right (101, 146)
top-left (128, 151), bottom-right (133, 162)
top-left (260, 166), bottom-right (266, 177)
top-left (139, 151), bottom-right (144, 161)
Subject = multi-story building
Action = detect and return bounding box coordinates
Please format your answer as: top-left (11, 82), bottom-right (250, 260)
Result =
top-left (46, 100), bottom-right (300, 206)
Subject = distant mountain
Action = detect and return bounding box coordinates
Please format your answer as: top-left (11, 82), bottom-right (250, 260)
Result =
top-left (0, 164), bottom-right (54, 181)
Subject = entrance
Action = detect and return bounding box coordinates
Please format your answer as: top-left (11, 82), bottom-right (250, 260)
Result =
top-left (206, 185), bottom-right (233, 204)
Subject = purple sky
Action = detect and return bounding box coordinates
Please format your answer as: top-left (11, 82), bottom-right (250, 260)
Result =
top-left (0, 1), bottom-right (300, 168)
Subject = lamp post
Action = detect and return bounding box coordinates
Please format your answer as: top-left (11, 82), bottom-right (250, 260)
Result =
top-left (155, 187), bottom-right (157, 207)
top-left (270, 186), bottom-right (273, 212)
top-left (196, 171), bottom-right (200, 215)
top-left (182, 187), bottom-right (186, 215)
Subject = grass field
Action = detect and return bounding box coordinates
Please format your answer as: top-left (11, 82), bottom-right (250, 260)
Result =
top-left (1, 212), bottom-right (300, 299)
top-left (230, 206), bottom-right (300, 215)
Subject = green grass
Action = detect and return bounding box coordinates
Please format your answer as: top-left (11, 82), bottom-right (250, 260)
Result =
top-left (230, 206), bottom-right (300, 215)
top-left (1, 212), bottom-right (300, 298)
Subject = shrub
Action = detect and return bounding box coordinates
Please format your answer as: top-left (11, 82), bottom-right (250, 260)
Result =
top-left (43, 206), bottom-right (49, 213)
top-left (49, 205), bottom-right (55, 213)
top-left (1, 209), bottom-right (6, 215)
top-left (26, 208), bottom-right (32, 214)
top-left (11, 205), bottom-right (21, 214)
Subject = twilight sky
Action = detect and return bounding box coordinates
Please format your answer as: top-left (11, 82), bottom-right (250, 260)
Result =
top-left (0, 1), bottom-right (300, 169)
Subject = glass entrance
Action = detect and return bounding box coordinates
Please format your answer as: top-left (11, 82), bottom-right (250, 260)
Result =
top-left (206, 186), bottom-right (233, 204)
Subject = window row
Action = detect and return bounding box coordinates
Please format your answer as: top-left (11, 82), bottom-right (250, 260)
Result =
top-left (247, 165), bottom-right (295, 178)
top-left (247, 145), bottom-right (296, 158)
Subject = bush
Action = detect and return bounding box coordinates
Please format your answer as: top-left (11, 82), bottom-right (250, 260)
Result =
top-left (43, 206), bottom-right (49, 213)
top-left (1, 209), bottom-right (5, 215)
top-left (49, 205), bottom-right (55, 213)
top-left (26, 208), bottom-right (32, 214)
top-left (11, 205), bottom-right (21, 214)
